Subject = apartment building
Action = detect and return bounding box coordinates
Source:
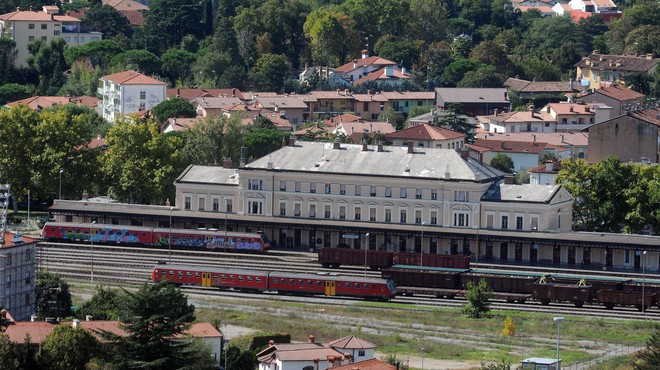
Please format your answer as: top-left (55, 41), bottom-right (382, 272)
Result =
top-left (575, 53), bottom-right (658, 90)
top-left (0, 6), bottom-right (102, 66)
top-left (98, 70), bottom-right (166, 123)
top-left (0, 233), bottom-right (37, 322)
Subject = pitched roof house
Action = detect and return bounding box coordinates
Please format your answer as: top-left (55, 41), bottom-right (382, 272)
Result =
top-left (99, 70), bottom-right (166, 123)
top-left (582, 85), bottom-right (646, 117)
top-left (575, 53), bottom-right (659, 90)
top-left (331, 50), bottom-right (404, 86)
top-left (435, 88), bottom-right (510, 116)
top-left (385, 123), bottom-right (465, 149)
top-left (466, 138), bottom-right (559, 170)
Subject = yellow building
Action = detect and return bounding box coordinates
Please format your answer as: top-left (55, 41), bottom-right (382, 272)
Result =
top-left (575, 53), bottom-right (658, 90)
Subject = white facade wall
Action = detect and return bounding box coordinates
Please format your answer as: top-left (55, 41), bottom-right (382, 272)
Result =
top-left (529, 172), bottom-right (558, 186)
top-left (0, 239), bottom-right (37, 321)
top-left (100, 79), bottom-right (165, 123)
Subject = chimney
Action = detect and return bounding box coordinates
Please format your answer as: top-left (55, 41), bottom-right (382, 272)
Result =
top-left (569, 79), bottom-right (574, 90)
top-left (337, 89), bottom-right (340, 95)
top-left (646, 53), bottom-right (653, 60)
top-left (561, 134), bottom-right (565, 143)
top-left (361, 49), bottom-right (369, 59)
top-left (313, 358), bottom-right (319, 370)
top-left (362, 142), bottom-right (368, 151)
top-left (223, 157), bottom-right (232, 169)
top-left (344, 88), bottom-right (349, 95)
top-left (333, 138), bottom-right (341, 150)
top-left (569, 106), bottom-right (574, 112)
top-left (494, 108), bottom-right (498, 116)
top-left (282, 137), bottom-right (287, 148)
top-left (288, 136), bottom-right (295, 146)
top-left (165, 198), bottom-right (171, 207)
top-left (402, 66), bottom-right (406, 75)
top-left (344, 353), bottom-right (353, 364)
top-left (85, 315), bottom-right (93, 321)
top-left (232, 88), bottom-right (236, 97)
top-left (268, 340), bottom-right (275, 347)
top-left (176, 88), bottom-right (180, 97)
top-left (532, 134), bottom-right (536, 143)
top-left (31, 315), bottom-right (37, 322)
top-left (546, 161), bottom-right (553, 172)
top-left (585, 106), bottom-right (590, 112)
top-left (377, 142), bottom-right (384, 152)
top-left (308, 335), bottom-right (315, 343)
top-left (353, 59), bottom-right (357, 69)
top-left (367, 90), bottom-right (371, 95)
top-left (82, 190), bottom-right (89, 201)
top-left (72, 319), bottom-right (80, 328)
top-left (504, 175), bottom-right (515, 184)
top-left (407, 142), bottom-right (414, 154)
top-left (459, 149), bottom-right (468, 160)
top-left (546, 106), bottom-right (551, 113)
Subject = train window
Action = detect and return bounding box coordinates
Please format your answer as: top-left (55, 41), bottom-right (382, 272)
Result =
top-left (213, 275), bottom-right (218, 279)
top-left (317, 281), bottom-right (323, 286)
top-left (307, 280), bottom-right (313, 286)
top-left (142, 232), bottom-right (146, 237)
top-left (281, 278), bottom-right (286, 284)
top-left (365, 284), bottom-right (370, 289)
top-left (194, 273), bottom-right (200, 278)
top-left (290, 279), bottom-right (296, 285)
top-left (230, 276), bottom-right (235, 281)
top-left (221, 274), bottom-right (227, 280)
top-left (186, 272), bottom-right (191, 276)
top-left (346, 283), bottom-right (352, 288)
top-left (355, 283), bottom-right (361, 289)
top-left (272, 278), bottom-right (278, 284)
top-left (247, 277), bottom-right (252, 282)
top-left (299, 280), bottom-right (304, 285)
top-left (256, 277), bottom-right (261, 283)
top-left (169, 271), bottom-right (174, 275)
top-left (238, 276), bottom-right (244, 281)
top-left (178, 271), bottom-right (183, 275)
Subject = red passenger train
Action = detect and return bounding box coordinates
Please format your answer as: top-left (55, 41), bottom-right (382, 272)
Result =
top-left (151, 263), bottom-right (396, 301)
top-left (42, 222), bottom-right (270, 252)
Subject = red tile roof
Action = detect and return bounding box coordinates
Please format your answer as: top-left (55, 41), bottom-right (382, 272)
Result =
top-left (354, 68), bottom-right (410, 85)
top-left (386, 123), bottom-right (464, 141)
top-left (1, 233), bottom-right (36, 247)
top-left (469, 139), bottom-right (549, 154)
top-left (323, 114), bottom-right (363, 125)
top-left (333, 57), bottom-right (397, 73)
top-left (167, 88), bottom-right (244, 101)
top-left (628, 108), bottom-right (660, 127)
top-left (5, 95), bottom-right (99, 109)
top-left (380, 91), bottom-right (436, 100)
top-left (162, 117), bottom-right (202, 132)
top-left (593, 85), bottom-right (645, 101)
top-left (102, 71), bottom-right (165, 85)
top-left (0, 9), bottom-right (80, 22)
top-left (103, 0), bottom-right (149, 11)
top-left (331, 358), bottom-right (397, 370)
top-left (328, 335), bottom-right (376, 350)
top-left (528, 160), bottom-right (564, 174)
top-left (575, 54), bottom-right (659, 73)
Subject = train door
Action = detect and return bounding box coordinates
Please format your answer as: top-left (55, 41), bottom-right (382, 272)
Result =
top-left (324, 281), bottom-right (336, 296)
top-left (201, 272), bottom-right (212, 287)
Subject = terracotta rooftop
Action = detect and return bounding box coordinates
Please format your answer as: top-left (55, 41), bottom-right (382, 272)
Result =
top-left (528, 160), bottom-right (564, 174)
top-left (575, 53), bottom-right (658, 73)
top-left (334, 56), bottom-right (397, 73)
top-left (324, 113), bottom-right (362, 125)
top-left (5, 95), bottom-right (99, 109)
top-left (162, 117), bottom-right (202, 132)
top-left (628, 108), bottom-right (660, 127)
top-left (504, 78), bottom-right (579, 94)
top-left (546, 102), bottom-right (596, 115)
top-left (336, 121), bottom-right (395, 135)
top-left (167, 88), bottom-right (244, 101)
top-left (482, 110), bottom-right (554, 123)
top-left (192, 96), bottom-right (244, 109)
top-left (468, 139), bottom-right (549, 154)
top-left (352, 93), bottom-right (389, 102)
top-left (331, 358), bottom-right (397, 370)
top-left (478, 132), bottom-right (589, 147)
top-left (255, 96), bottom-right (308, 109)
top-left (592, 85), bottom-right (646, 101)
top-left (102, 71), bottom-right (165, 85)
top-left (103, 0), bottom-right (149, 11)
top-left (354, 68), bottom-right (410, 85)
top-left (329, 335), bottom-right (377, 350)
top-left (309, 90), bottom-right (355, 99)
top-left (0, 9), bottom-right (80, 22)
top-left (386, 123), bottom-right (464, 141)
top-left (1, 232), bottom-right (36, 247)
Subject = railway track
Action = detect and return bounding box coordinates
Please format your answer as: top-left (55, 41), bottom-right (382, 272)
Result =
top-left (37, 242), bottom-right (660, 320)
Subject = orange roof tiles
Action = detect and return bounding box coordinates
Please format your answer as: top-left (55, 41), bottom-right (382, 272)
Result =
top-left (594, 85), bottom-right (645, 101)
top-left (6, 95), bottom-right (99, 109)
top-left (328, 335), bottom-right (377, 349)
top-left (103, 0), bottom-right (149, 11)
top-left (167, 88), bottom-right (244, 100)
top-left (0, 10), bottom-right (80, 22)
top-left (354, 68), bottom-right (410, 85)
top-left (469, 138), bottom-right (549, 154)
top-left (547, 103), bottom-right (596, 115)
top-left (331, 358), bottom-right (397, 370)
top-left (628, 108), bottom-right (660, 127)
top-left (102, 70), bottom-right (165, 85)
top-left (386, 123), bottom-right (464, 141)
top-left (324, 114), bottom-right (363, 125)
top-left (334, 57), bottom-right (397, 73)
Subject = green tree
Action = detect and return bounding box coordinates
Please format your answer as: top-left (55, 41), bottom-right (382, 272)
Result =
top-left (37, 325), bottom-right (101, 370)
top-left (80, 286), bottom-right (121, 320)
top-left (144, 0), bottom-right (203, 54)
top-left (180, 114), bottom-right (243, 166)
top-left (0, 104), bottom-right (38, 203)
top-left (160, 49), bottom-right (197, 85)
top-left (383, 354), bottom-right (409, 370)
top-left (64, 40), bottom-right (124, 67)
top-left (26, 38), bottom-right (68, 95)
top-left (82, 5), bottom-right (133, 39)
top-left (178, 336), bottom-right (218, 370)
top-left (440, 59), bottom-right (482, 87)
top-left (501, 316), bottom-right (515, 336)
top-left (102, 281), bottom-right (196, 370)
top-left (480, 360), bottom-right (514, 370)
top-left (243, 125), bottom-right (290, 161)
top-left (378, 107), bottom-right (404, 130)
top-left (151, 97), bottom-right (196, 123)
top-left (407, 0), bottom-right (449, 43)
top-left (0, 83), bottom-right (32, 105)
top-left (635, 327), bottom-right (660, 370)
top-left (490, 153), bottom-right (514, 173)
top-left (225, 344), bottom-right (259, 370)
top-left (0, 334), bottom-right (21, 370)
top-left (110, 50), bottom-right (162, 76)
top-left (436, 104), bottom-right (476, 142)
top-left (252, 53), bottom-right (290, 91)
top-left (102, 118), bottom-right (183, 204)
top-left (515, 57), bottom-right (561, 82)
top-left (458, 65), bottom-right (504, 88)
top-left (463, 278), bottom-right (492, 319)
top-left (59, 64), bottom-right (104, 96)
top-left (469, 41), bottom-right (515, 78)
top-left (0, 37), bottom-right (16, 84)
top-left (36, 271), bottom-right (73, 319)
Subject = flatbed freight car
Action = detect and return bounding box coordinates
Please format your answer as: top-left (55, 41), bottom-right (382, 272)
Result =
top-left (317, 248), bottom-right (470, 269)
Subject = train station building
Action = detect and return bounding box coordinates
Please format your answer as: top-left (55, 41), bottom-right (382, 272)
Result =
top-left (49, 141), bottom-right (660, 272)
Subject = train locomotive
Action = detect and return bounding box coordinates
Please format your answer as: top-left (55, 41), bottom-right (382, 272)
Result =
top-left (152, 263), bottom-right (396, 301)
top-left (42, 222), bottom-right (270, 252)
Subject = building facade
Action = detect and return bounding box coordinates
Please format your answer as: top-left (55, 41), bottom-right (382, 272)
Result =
top-left (0, 6), bottom-right (101, 66)
top-left (99, 71), bottom-right (166, 123)
top-left (0, 233), bottom-right (37, 322)
top-left (575, 53), bottom-right (658, 90)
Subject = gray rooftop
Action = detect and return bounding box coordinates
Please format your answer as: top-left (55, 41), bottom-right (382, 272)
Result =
top-left (482, 184), bottom-right (561, 203)
top-left (177, 165), bottom-right (239, 185)
top-left (435, 88), bottom-right (509, 103)
top-left (245, 141), bottom-right (504, 182)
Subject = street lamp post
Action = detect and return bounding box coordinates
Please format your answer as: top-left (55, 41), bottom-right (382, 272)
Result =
top-left (168, 207), bottom-right (175, 262)
top-left (475, 209), bottom-right (480, 267)
top-left (421, 347), bottom-right (425, 370)
top-left (90, 221), bottom-right (96, 282)
top-left (224, 197), bottom-right (229, 253)
top-left (642, 251), bottom-right (647, 313)
top-left (554, 317), bottom-right (564, 369)
top-left (364, 233), bottom-right (370, 277)
top-left (59, 169), bottom-right (63, 200)
top-left (420, 222), bottom-right (425, 266)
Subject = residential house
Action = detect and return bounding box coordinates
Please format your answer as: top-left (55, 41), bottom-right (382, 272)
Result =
top-left (0, 6), bottom-right (102, 66)
top-left (330, 359), bottom-right (397, 370)
top-left (167, 87), bottom-right (244, 101)
top-left (251, 110), bottom-right (294, 132)
top-left (406, 109), bottom-right (478, 129)
top-left (582, 85), bottom-right (646, 117)
top-left (435, 88), bottom-right (510, 116)
top-left (586, 108), bottom-right (660, 163)
top-left (353, 66), bottom-right (411, 87)
top-left (161, 117), bottom-right (203, 133)
top-left (385, 123), bottom-right (465, 149)
top-left (477, 131), bottom-right (588, 159)
top-left (478, 106), bottom-right (555, 133)
top-left (331, 50), bottom-right (399, 85)
top-left (252, 95), bottom-right (308, 128)
top-left (512, 2), bottom-right (556, 16)
top-left (575, 53), bottom-right (659, 90)
top-left (568, 0), bottom-right (617, 14)
top-left (328, 336), bottom-right (377, 363)
top-left (381, 91), bottom-right (436, 116)
top-left (192, 96), bottom-right (245, 117)
top-left (353, 92), bottom-right (389, 121)
top-left (503, 77), bottom-right (581, 99)
top-left (528, 160), bottom-right (564, 185)
top-left (2, 318), bottom-right (224, 367)
top-left (541, 102), bottom-right (609, 131)
top-left (332, 120), bottom-right (395, 142)
top-left (308, 90), bottom-right (356, 119)
top-left (257, 335), bottom-right (356, 370)
top-left (0, 233), bottom-right (37, 322)
top-left (98, 70), bottom-right (166, 123)
top-left (466, 138), bottom-right (558, 170)
top-left (102, 0), bottom-right (149, 26)
top-left (5, 95), bottom-right (99, 110)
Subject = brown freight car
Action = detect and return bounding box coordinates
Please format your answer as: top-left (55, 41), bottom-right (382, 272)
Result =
top-left (532, 278), bottom-right (593, 307)
top-left (596, 290), bottom-right (656, 310)
top-left (318, 248), bottom-right (393, 269)
top-left (382, 266), bottom-right (466, 292)
top-left (393, 252), bottom-right (471, 269)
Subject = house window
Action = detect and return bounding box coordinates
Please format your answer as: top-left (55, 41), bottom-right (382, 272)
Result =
top-left (29, 24), bottom-right (35, 29)
top-left (41, 36), bottom-right (47, 41)
top-left (385, 208), bottom-right (392, 222)
top-left (310, 182), bottom-right (316, 193)
top-left (198, 197), bottom-right (205, 211)
top-left (355, 185), bottom-right (361, 196)
top-left (248, 200), bottom-right (263, 214)
top-left (184, 196), bottom-right (191, 210)
top-left (226, 199), bottom-right (233, 213)
top-left (340, 184), bottom-right (346, 195)
top-left (295, 182), bottom-right (301, 192)
top-left (501, 215), bottom-right (508, 229)
top-left (139, 102), bottom-right (146, 110)
top-left (430, 211), bottom-right (438, 225)
top-left (324, 205), bottom-right (331, 218)
top-left (516, 216), bottom-right (523, 230)
top-left (455, 191), bottom-right (468, 202)
top-left (279, 180), bottom-right (286, 191)
top-left (339, 205), bottom-right (346, 220)
top-left (325, 184), bottom-right (331, 194)
top-left (294, 203), bottom-right (301, 217)
top-left (415, 210), bottom-right (422, 224)
top-left (309, 204), bottom-right (316, 218)
top-left (400, 188), bottom-right (407, 198)
top-left (354, 207), bottom-right (361, 221)
top-left (358, 350), bottom-right (366, 357)
top-left (531, 217), bottom-right (539, 230)
top-left (54, 30), bottom-right (60, 36)
top-left (416, 189), bottom-right (422, 199)
top-left (41, 24), bottom-right (47, 30)
top-left (370, 186), bottom-right (376, 196)
top-left (385, 187), bottom-right (392, 197)
top-left (453, 212), bottom-right (469, 227)
top-left (431, 191), bottom-right (438, 200)
top-left (28, 36), bottom-right (34, 42)
top-left (279, 202), bottom-right (287, 216)
top-left (399, 209), bottom-right (407, 223)
top-left (249, 179), bottom-right (263, 190)
top-left (140, 91), bottom-right (146, 100)
top-left (213, 198), bottom-right (219, 212)
top-left (369, 208), bottom-right (376, 221)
